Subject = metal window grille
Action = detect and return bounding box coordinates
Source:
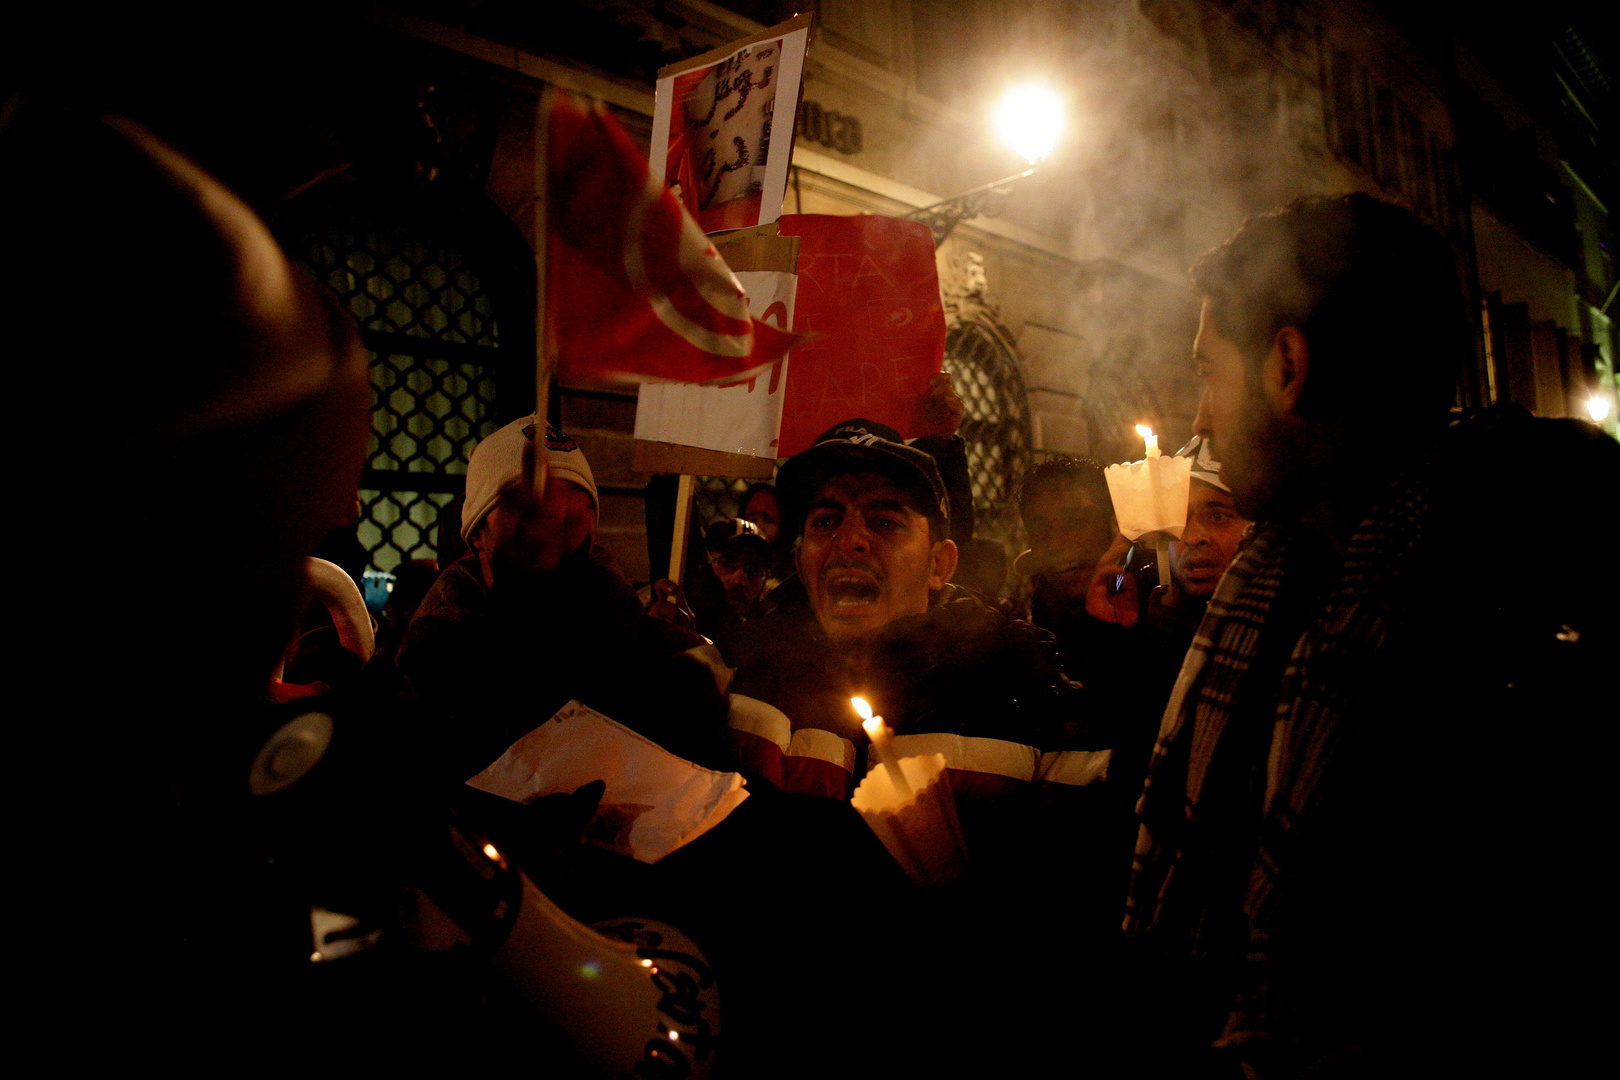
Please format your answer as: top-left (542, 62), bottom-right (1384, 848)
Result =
top-left (291, 214), bottom-right (501, 571)
top-left (944, 319), bottom-right (1032, 541)
top-left (695, 475), bottom-right (755, 527)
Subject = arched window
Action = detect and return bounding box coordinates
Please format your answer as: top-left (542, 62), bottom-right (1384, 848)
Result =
top-left (278, 178), bottom-right (534, 570)
top-left (944, 318), bottom-right (1032, 542)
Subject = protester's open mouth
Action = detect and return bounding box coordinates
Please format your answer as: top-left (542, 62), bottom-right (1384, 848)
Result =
top-left (1181, 559), bottom-right (1223, 582)
top-left (825, 575), bottom-right (882, 608)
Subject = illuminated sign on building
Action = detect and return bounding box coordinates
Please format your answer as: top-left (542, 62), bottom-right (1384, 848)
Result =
top-left (796, 100), bottom-right (863, 155)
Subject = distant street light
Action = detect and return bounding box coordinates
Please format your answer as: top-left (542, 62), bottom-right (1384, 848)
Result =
top-left (906, 82), bottom-right (1066, 248)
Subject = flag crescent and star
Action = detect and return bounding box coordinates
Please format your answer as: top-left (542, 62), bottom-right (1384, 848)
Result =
top-left (547, 94), bottom-right (803, 386)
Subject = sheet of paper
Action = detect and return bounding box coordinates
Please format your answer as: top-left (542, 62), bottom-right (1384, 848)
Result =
top-left (467, 700), bottom-right (749, 863)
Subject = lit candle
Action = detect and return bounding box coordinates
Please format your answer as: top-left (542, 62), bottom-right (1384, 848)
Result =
top-left (851, 697), bottom-right (913, 800)
top-left (1134, 425), bottom-right (1173, 586)
top-left (1135, 424), bottom-right (1159, 459)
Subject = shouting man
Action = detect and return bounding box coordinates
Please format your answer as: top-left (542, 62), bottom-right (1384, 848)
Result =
top-left (725, 419), bottom-right (1124, 1073)
top-left (726, 419), bottom-right (1096, 834)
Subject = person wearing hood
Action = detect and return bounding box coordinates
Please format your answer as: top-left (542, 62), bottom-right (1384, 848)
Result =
top-left (396, 417), bottom-right (731, 782)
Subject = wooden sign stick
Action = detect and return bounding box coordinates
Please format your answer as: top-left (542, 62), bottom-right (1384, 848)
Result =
top-left (533, 86), bottom-right (555, 490)
top-left (669, 473), bottom-right (697, 587)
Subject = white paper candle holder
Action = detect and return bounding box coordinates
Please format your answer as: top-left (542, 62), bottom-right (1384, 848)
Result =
top-left (850, 753), bottom-right (967, 889)
top-left (1104, 454), bottom-right (1193, 541)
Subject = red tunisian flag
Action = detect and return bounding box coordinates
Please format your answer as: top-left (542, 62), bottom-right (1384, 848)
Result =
top-left (547, 94), bottom-right (800, 386)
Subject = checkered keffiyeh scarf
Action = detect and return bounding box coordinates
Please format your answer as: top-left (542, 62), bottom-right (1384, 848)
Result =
top-left (1123, 459), bottom-right (1433, 1042)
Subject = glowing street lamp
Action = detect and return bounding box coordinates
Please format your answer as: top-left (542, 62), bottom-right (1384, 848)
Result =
top-left (995, 83), bottom-right (1064, 165)
top-left (906, 82), bottom-right (1066, 247)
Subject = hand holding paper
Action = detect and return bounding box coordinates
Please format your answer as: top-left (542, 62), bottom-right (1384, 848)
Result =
top-left (467, 700), bottom-right (749, 864)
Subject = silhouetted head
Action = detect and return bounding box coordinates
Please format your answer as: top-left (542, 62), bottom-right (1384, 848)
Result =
top-left (1190, 194), bottom-right (1468, 518)
top-left (5, 101), bottom-right (370, 782)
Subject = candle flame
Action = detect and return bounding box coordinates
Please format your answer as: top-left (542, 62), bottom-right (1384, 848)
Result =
top-left (482, 843), bottom-right (501, 860)
top-left (862, 716), bottom-right (884, 740)
top-left (1135, 424), bottom-right (1154, 438)
top-left (851, 696), bottom-right (873, 721)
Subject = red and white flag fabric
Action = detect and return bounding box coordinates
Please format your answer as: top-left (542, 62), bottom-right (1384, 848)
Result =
top-left (546, 93), bottom-right (801, 386)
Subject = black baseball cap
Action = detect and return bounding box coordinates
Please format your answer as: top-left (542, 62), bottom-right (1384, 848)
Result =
top-left (777, 418), bottom-right (951, 535)
top-left (703, 518), bottom-right (774, 563)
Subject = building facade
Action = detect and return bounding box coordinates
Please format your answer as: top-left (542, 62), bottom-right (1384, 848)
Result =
top-left (49, 1), bottom-right (1607, 584)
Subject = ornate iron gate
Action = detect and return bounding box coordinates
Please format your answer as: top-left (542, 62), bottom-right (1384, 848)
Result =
top-left (944, 318), bottom-right (1032, 541)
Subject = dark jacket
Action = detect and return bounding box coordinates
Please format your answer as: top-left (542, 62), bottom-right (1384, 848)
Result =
top-left (396, 545), bottom-right (730, 784)
top-left (727, 586), bottom-right (1120, 919)
top-left (1028, 590), bottom-right (1207, 923)
top-left (731, 584), bottom-right (1083, 749)
top-left (1125, 405), bottom-right (1620, 1076)
top-left (728, 582), bottom-right (1132, 1063)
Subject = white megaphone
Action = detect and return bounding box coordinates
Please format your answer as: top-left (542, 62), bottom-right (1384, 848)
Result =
top-left (301, 557), bottom-right (375, 662)
top-left (385, 821), bottom-right (723, 1078)
top-left (252, 715), bottom-right (720, 1077)
top-left (269, 558), bottom-right (375, 696)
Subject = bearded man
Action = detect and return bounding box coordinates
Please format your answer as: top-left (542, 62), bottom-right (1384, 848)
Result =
top-left (1123, 194), bottom-right (1618, 1078)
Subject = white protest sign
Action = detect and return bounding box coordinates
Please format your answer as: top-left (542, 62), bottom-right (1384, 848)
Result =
top-left (634, 268), bottom-right (797, 458)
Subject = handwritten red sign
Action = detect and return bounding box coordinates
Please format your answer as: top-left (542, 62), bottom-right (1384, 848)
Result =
top-left (774, 215), bottom-right (948, 456)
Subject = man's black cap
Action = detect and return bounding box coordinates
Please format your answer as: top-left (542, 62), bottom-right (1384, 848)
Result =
top-left (703, 517), bottom-right (774, 562)
top-left (777, 418), bottom-right (951, 535)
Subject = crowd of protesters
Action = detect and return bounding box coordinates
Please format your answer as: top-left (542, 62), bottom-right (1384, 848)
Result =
top-left (10, 98), bottom-right (1617, 1079)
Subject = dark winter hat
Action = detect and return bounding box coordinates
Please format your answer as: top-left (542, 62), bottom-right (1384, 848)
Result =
top-left (777, 418), bottom-right (951, 535)
top-left (703, 517), bottom-right (774, 563)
